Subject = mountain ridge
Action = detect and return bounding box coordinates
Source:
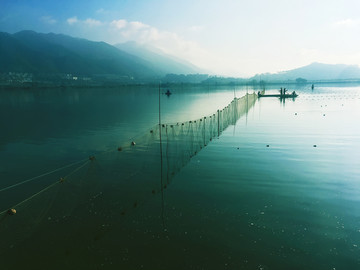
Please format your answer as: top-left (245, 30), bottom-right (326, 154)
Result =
top-left (252, 62), bottom-right (360, 81)
top-left (1, 30), bottom-right (360, 85)
top-left (0, 30), bottom-right (202, 83)
top-left (115, 41), bottom-right (201, 75)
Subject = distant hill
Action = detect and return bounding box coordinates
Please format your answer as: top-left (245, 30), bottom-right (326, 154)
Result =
top-left (0, 30), bottom-right (201, 83)
top-left (115, 41), bottom-right (201, 75)
top-left (252, 62), bottom-right (360, 81)
top-left (2, 31), bottom-right (359, 85)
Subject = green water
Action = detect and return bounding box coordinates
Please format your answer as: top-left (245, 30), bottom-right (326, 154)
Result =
top-left (0, 84), bottom-right (359, 269)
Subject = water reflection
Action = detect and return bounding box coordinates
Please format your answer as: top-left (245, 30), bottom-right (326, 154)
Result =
top-left (1, 84), bottom-right (360, 269)
top-left (0, 91), bottom-right (259, 269)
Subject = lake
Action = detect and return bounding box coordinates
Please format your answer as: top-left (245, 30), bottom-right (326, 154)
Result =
top-left (0, 83), bottom-right (360, 269)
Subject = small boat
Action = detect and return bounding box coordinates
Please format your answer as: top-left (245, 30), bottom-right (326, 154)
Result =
top-left (258, 92), bottom-right (298, 98)
top-left (258, 88), bottom-right (298, 98)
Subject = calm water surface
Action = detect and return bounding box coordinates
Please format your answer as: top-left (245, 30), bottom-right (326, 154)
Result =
top-left (0, 84), bottom-right (360, 269)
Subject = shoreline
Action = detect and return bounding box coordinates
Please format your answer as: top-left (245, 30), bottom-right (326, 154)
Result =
top-left (2, 79), bottom-right (360, 90)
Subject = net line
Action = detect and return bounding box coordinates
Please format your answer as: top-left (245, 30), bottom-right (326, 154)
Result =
top-left (0, 92), bottom-right (257, 218)
top-left (0, 93), bottom-right (257, 261)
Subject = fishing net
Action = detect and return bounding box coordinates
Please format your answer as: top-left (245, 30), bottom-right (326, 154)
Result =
top-left (0, 92), bottom-right (257, 268)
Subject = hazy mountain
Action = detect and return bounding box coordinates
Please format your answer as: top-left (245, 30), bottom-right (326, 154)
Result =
top-left (1, 30), bottom-right (191, 80)
top-left (0, 31), bottom-right (62, 73)
top-left (115, 41), bottom-right (201, 75)
top-left (2, 31), bottom-right (359, 84)
top-left (252, 62), bottom-right (360, 81)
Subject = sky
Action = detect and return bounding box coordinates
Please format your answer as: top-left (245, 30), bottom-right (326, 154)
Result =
top-left (1, 0), bottom-right (360, 77)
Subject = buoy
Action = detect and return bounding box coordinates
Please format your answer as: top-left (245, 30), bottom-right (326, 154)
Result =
top-left (150, 130), bottom-right (153, 133)
top-left (295, 113), bottom-right (297, 115)
top-left (162, 124), bottom-right (165, 127)
top-left (89, 156), bottom-right (96, 161)
top-left (117, 147), bottom-right (122, 151)
top-left (7, 209), bottom-right (16, 215)
top-left (266, 145), bottom-right (270, 147)
top-left (131, 141), bottom-right (136, 146)
top-left (313, 145), bottom-right (317, 147)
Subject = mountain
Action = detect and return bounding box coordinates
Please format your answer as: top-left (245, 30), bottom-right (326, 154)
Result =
top-left (0, 30), bottom-right (200, 83)
top-left (115, 41), bottom-right (201, 75)
top-left (252, 62), bottom-right (360, 81)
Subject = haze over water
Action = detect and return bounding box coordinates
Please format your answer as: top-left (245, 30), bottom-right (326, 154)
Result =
top-left (0, 84), bottom-right (359, 269)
